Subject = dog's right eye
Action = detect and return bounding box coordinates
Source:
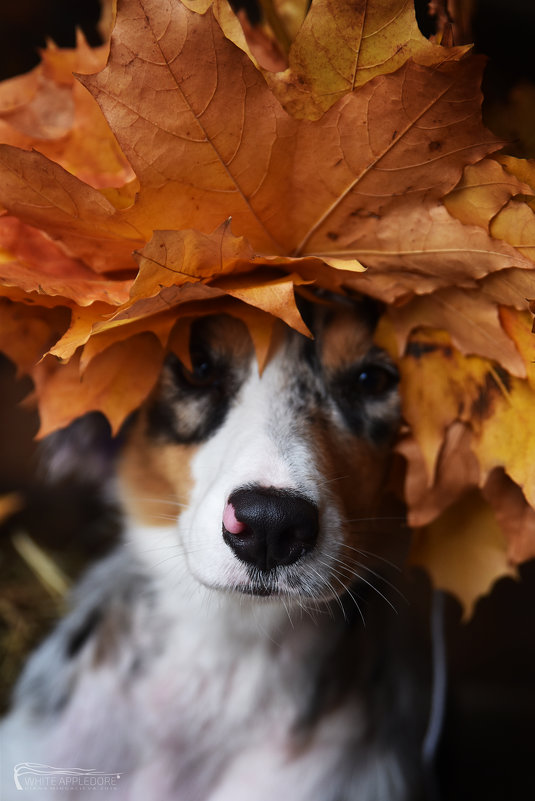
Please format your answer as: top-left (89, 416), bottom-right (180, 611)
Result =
top-left (177, 351), bottom-right (223, 390)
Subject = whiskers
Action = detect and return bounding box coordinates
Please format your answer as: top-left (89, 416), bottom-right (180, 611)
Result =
top-left (339, 542), bottom-right (403, 573)
top-left (129, 495), bottom-right (407, 632)
top-left (316, 474), bottom-right (351, 488)
top-left (340, 513), bottom-right (408, 531)
top-left (132, 495), bottom-right (188, 522)
top-left (313, 540), bottom-right (408, 621)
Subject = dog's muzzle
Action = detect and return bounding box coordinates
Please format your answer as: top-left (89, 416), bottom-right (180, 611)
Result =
top-left (222, 487), bottom-right (319, 571)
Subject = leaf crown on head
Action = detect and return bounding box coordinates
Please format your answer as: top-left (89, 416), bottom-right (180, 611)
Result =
top-left (1, 0), bottom-right (535, 612)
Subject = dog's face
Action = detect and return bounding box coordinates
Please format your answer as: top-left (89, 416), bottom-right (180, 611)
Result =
top-left (119, 297), bottom-right (401, 602)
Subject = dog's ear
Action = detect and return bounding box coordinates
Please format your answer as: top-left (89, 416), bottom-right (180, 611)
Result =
top-left (0, 413), bottom-right (130, 555)
top-left (38, 412), bottom-right (132, 488)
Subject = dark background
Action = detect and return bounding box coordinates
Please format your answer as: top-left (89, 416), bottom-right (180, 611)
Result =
top-left (0, 2), bottom-right (534, 799)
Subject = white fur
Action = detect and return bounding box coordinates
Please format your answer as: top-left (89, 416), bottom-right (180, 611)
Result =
top-left (1, 560), bottom-right (406, 800)
top-left (129, 361), bottom-right (347, 600)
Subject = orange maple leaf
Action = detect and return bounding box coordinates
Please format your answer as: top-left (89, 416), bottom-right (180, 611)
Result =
top-left (0, 32), bottom-right (133, 188)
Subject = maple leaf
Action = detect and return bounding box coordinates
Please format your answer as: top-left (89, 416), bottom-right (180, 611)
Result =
top-left (471, 308), bottom-right (535, 507)
top-left (0, 217), bottom-right (131, 306)
top-left (0, 147), bottom-right (143, 272)
top-left (401, 424), bottom-right (535, 617)
top-left (373, 300), bottom-right (535, 614)
top-left (0, 1), bottom-right (503, 385)
top-left (1, 0), bottom-right (535, 614)
top-left (0, 299), bottom-right (69, 373)
top-left (410, 489), bottom-right (517, 621)
top-left (0, 32), bottom-right (133, 188)
top-left (33, 336), bottom-right (164, 436)
top-left (443, 158), bottom-right (532, 230)
top-left (386, 322), bottom-right (535, 503)
top-left (387, 286), bottom-right (526, 374)
top-left (68, 1), bottom-right (496, 256)
top-left (324, 200), bottom-right (535, 304)
top-left (260, 0), bottom-right (470, 119)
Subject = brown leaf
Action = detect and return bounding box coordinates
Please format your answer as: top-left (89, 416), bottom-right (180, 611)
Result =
top-left (34, 334), bottom-right (163, 436)
top-left (235, 10), bottom-right (288, 72)
top-left (131, 223), bottom-right (255, 300)
top-left (470, 311), bottom-right (535, 506)
top-left (499, 307), bottom-right (535, 388)
top-left (320, 202), bottom-right (535, 304)
top-left (79, 1), bottom-right (500, 256)
top-left (499, 154), bottom-right (535, 190)
top-left (444, 158), bottom-right (531, 231)
top-left (214, 271), bottom-right (311, 335)
top-left (48, 304), bottom-right (116, 362)
top-left (0, 299), bottom-right (69, 372)
top-left (79, 310), bottom-right (180, 372)
top-left (475, 268), bottom-right (535, 311)
top-left (490, 198), bottom-right (535, 261)
top-left (120, 221), bottom-right (363, 336)
top-left (398, 422), bottom-right (480, 525)
top-left (0, 217), bottom-right (131, 305)
top-left (402, 421), bottom-right (534, 605)
top-left (482, 469), bottom-right (535, 566)
top-left (0, 60), bottom-right (72, 141)
top-left (396, 317), bottom-right (535, 511)
top-left (0, 34), bottom-right (133, 188)
top-left (387, 287), bottom-right (525, 375)
top-left (0, 146), bottom-right (143, 272)
top-left (473, 378), bottom-right (535, 509)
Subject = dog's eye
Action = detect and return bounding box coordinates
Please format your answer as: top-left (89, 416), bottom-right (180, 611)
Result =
top-left (178, 351), bottom-right (222, 389)
top-left (329, 356), bottom-right (400, 439)
top-left (332, 362), bottom-right (399, 403)
top-left (354, 364), bottom-right (398, 398)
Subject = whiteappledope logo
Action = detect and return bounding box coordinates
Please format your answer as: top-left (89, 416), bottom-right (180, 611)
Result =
top-left (13, 763), bottom-right (123, 791)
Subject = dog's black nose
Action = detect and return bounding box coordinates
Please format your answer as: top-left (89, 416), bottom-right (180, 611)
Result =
top-left (222, 487), bottom-right (319, 571)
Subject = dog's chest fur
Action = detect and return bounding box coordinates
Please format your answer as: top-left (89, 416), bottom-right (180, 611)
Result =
top-left (4, 545), bottom-right (419, 801)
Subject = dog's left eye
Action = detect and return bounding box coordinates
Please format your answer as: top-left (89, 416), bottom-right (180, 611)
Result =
top-left (333, 362), bottom-right (399, 401)
top-left (354, 364), bottom-right (398, 398)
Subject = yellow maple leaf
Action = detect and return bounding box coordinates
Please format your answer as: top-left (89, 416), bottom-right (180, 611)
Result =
top-left (260, 0), bottom-right (467, 119)
top-left (410, 489), bottom-right (516, 621)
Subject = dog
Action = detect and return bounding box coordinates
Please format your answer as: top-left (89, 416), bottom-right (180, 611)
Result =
top-left (1, 293), bottom-right (433, 800)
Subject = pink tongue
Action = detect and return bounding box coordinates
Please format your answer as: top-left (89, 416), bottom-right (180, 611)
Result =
top-left (223, 502), bottom-right (247, 535)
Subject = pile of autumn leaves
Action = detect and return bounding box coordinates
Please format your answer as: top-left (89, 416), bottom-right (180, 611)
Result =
top-left (1, 0), bottom-right (535, 612)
